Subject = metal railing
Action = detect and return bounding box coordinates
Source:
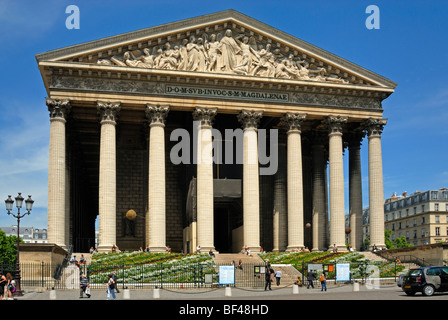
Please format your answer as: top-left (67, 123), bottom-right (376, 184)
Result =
top-left (0, 261), bottom-right (267, 290)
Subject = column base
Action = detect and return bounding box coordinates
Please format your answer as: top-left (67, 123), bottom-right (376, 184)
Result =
top-left (97, 245), bottom-right (114, 253)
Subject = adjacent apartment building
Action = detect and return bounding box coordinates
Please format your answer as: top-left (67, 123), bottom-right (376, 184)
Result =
top-left (363, 188), bottom-right (448, 247)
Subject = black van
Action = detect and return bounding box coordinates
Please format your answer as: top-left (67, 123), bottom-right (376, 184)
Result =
top-left (402, 266), bottom-right (448, 296)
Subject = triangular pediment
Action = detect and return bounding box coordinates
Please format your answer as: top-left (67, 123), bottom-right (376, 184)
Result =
top-left (36, 10), bottom-right (396, 91)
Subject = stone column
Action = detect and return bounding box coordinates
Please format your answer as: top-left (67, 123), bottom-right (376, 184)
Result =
top-left (325, 116), bottom-right (348, 252)
top-left (365, 118), bottom-right (387, 250)
top-left (97, 101), bottom-right (120, 252)
top-left (193, 107), bottom-right (217, 252)
top-left (348, 130), bottom-right (364, 251)
top-left (145, 104), bottom-right (169, 252)
top-left (312, 133), bottom-right (327, 251)
top-left (283, 113), bottom-right (306, 251)
top-left (273, 138), bottom-right (287, 252)
top-left (46, 98), bottom-right (70, 248)
top-left (238, 110), bottom-right (263, 251)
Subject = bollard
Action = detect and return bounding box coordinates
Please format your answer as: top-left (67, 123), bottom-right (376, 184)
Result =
top-left (225, 286), bottom-right (232, 297)
top-left (292, 284), bottom-right (299, 294)
top-left (123, 288), bottom-right (131, 299)
top-left (153, 287), bottom-right (160, 299)
top-left (353, 281), bottom-right (359, 292)
top-left (49, 287), bottom-right (57, 300)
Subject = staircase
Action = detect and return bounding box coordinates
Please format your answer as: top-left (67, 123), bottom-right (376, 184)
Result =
top-left (213, 252), bottom-right (300, 287)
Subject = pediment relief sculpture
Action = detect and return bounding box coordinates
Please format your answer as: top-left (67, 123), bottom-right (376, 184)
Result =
top-left (97, 29), bottom-right (349, 84)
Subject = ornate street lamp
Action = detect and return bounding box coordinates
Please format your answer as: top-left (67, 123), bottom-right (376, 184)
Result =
top-left (5, 193), bottom-right (34, 296)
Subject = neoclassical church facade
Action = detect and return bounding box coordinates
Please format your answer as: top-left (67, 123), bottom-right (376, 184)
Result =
top-left (36, 10), bottom-right (396, 253)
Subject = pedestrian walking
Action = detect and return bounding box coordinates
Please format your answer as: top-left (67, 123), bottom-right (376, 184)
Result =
top-left (307, 269), bottom-right (315, 289)
top-left (264, 268), bottom-right (272, 291)
top-left (319, 272), bottom-right (327, 292)
top-left (275, 269), bottom-right (282, 286)
top-left (0, 272), bottom-right (6, 299)
top-left (106, 274), bottom-right (116, 300)
top-left (80, 274), bottom-right (91, 298)
top-left (112, 270), bottom-right (120, 293)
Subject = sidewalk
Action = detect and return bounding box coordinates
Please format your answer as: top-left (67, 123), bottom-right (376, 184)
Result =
top-left (15, 282), bottom-right (399, 301)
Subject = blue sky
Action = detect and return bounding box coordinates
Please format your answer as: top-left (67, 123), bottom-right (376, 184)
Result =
top-left (0, 0), bottom-right (447, 229)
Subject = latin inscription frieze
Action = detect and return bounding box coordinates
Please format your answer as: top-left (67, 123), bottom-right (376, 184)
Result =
top-left (50, 75), bottom-right (382, 110)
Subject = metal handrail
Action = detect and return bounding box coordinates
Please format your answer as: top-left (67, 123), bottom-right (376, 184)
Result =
top-left (53, 244), bottom-right (73, 280)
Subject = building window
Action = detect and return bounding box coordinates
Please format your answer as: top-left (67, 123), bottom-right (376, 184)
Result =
top-left (435, 203), bottom-right (439, 211)
top-left (406, 209), bottom-right (409, 216)
top-left (399, 222), bottom-right (402, 229)
top-left (406, 220), bottom-right (409, 228)
top-left (436, 227), bottom-right (441, 236)
top-left (436, 215), bottom-right (440, 223)
top-left (421, 217), bottom-right (425, 225)
top-left (413, 218), bottom-right (417, 227)
top-left (413, 230), bottom-right (417, 239)
top-left (421, 205), bottom-right (425, 212)
top-left (421, 229), bottom-right (426, 237)
top-left (414, 207), bottom-right (417, 214)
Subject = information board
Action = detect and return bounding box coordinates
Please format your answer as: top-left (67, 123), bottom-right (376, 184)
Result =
top-left (219, 265), bottom-right (235, 285)
top-left (336, 263), bottom-right (350, 281)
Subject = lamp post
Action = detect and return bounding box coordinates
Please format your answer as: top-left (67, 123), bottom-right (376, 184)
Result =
top-left (5, 193), bottom-right (34, 296)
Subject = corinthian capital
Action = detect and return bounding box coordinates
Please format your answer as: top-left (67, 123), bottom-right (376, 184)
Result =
top-left (282, 112), bottom-right (307, 132)
top-left (146, 104), bottom-right (169, 126)
top-left (46, 98), bottom-right (71, 120)
top-left (324, 115), bottom-right (348, 135)
top-left (364, 118), bottom-right (387, 137)
top-left (97, 101), bottom-right (121, 123)
top-left (237, 110), bottom-right (263, 130)
top-left (192, 107), bottom-right (217, 128)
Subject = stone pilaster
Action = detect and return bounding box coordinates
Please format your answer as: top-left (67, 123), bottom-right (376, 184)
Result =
top-left (146, 104), bottom-right (169, 252)
top-left (348, 130), bottom-right (365, 251)
top-left (97, 101), bottom-right (120, 252)
top-left (312, 133), bottom-right (327, 251)
top-left (324, 115), bottom-right (348, 252)
top-left (193, 107), bottom-right (217, 252)
top-left (237, 110), bottom-right (263, 251)
top-left (282, 113), bottom-right (306, 251)
top-left (46, 98), bottom-right (70, 249)
top-left (364, 118), bottom-right (387, 250)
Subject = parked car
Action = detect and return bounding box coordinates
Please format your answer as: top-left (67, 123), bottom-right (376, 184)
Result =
top-left (397, 274), bottom-right (404, 287)
top-left (402, 266), bottom-right (448, 296)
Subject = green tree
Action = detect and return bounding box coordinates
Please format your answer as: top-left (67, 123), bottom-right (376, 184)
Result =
top-left (385, 229), bottom-right (396, 249)
top-left (394, 235), bottom-right (413, 248)
top-left (0, 229), bottom-right (20, 263)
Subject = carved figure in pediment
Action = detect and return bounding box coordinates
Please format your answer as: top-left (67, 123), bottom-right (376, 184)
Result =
top-left (235, 35), bottom-right (258, 74)
top-left (251, 43), bottom-right (275, 77)
top-left (186, 35), bottom-right (207, 72)
top-left (220, 29), bottom-right (241, 72)
top-left (159, 42), bottom-right (180, 70)
top-left (275, 59), bottom-right (300, 79)
top-left (135, 48), bottom-right (155, 68)
top-left (205, 33), bottom-right (222, 72)
top-left (178, 38), bottom-right (189, 71)
top-left (153, 47), bottom-right (164, 69)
